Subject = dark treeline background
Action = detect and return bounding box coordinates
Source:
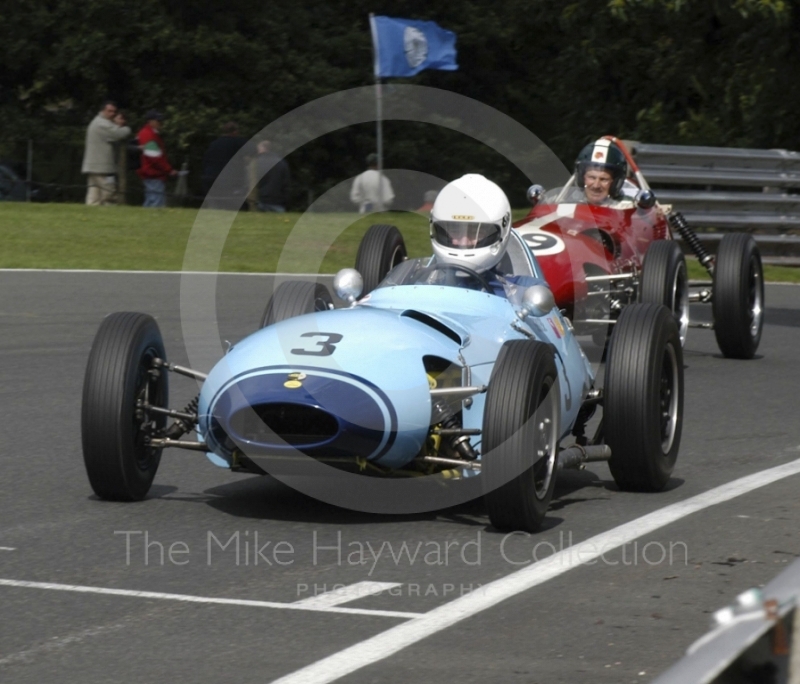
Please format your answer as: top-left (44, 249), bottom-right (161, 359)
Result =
top-left (1, 0), bottom-right (798, 207)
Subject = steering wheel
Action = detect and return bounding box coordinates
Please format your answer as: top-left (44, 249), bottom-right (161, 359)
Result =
top-left (424, 263), bottom-right (494, 293)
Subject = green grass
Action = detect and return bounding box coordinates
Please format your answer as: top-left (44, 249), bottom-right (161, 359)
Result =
top-left (1, 203), bottom-right (798, 282)
top-left (0, 203), bottom-right (432, 273)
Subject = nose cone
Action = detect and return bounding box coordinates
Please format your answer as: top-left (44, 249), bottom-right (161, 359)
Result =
top-left (206, 370), bottom-right (396, 463)
top-left (198, 306), bottom-right (462, 470)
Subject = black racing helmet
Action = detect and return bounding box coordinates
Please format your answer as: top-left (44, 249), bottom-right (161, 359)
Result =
top-left (575, 139), bottom-right (628, 199)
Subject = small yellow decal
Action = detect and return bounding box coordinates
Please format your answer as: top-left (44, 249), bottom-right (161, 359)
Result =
top-left (284, 372), bottom-right (306, 389)
top-left (451, 214), bottom-right (474, 220)
top-left (547, 316), bottom-right (565, 339)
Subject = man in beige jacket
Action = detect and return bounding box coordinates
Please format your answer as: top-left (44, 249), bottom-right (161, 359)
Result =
top-left (81, 101), bottom-right (131, 205)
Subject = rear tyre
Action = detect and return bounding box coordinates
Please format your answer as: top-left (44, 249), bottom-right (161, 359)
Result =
top-left (81, 312), bottom-right (168, 501)
top-left (355, 224), bottom-right (407, 295)
top-left (712, 233), bottom-right (764, 359)
top-left (260, 281), bottom-right (333, 327)
top-left (640, 240), bottom-right (690, 346)
top-left (483, 340), bottom-right (560, 532)
top-left (605, 303), bottom-right (683, 492)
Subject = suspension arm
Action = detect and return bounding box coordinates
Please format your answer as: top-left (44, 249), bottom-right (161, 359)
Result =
top-left (152, 358), bottom-right (208, 381)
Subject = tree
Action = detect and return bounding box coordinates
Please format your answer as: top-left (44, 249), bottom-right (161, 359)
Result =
top-left (2, 0), bottom-right (798, 205)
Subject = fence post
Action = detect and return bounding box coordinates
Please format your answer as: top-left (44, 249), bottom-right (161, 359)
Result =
top-left (247, 157), bottom-right (258, 211)
top-left (174, 161), bottom-right (189, 207)
top-left (26, 139), bottom-right (33, 202)
top-left (117, 140), bottom-right (127, 205)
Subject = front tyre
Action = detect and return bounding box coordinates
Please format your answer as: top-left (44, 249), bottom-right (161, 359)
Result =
top-left (483, 340), bottom-right (560, 532)
top-left (640, 240), bottom-right (690, 346)
top-left (260, 281), bottom-right (333, 327)
top-left (355, 224), bottom-right (407, 295)
top-left (605, 303), bottom-right (683, 492)
top-left (81, 312), bottom-right (168, 501)
top-left (712, 233), bottom-right (764, 359)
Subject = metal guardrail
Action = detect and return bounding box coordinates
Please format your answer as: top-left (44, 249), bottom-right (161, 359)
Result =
top-left (626, 142), bottom-right (800, 173)
top-left (626, 141), bottom-right (800, 264)
top-left (653, 557), bottom-right (800, 683)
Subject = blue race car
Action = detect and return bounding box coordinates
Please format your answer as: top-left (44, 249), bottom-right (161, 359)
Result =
top-left (82, 221), bottom-right (683, 533)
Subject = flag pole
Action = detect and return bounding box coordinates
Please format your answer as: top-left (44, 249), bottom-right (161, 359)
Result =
top-left (369, 13), bottom-right (384, 211)
top-left (376, 77), bottom-right (383, 193)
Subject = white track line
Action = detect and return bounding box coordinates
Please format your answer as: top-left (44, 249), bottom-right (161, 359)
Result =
top-left (270, 457), bottom-right (800, 684)
top-left (293, 582), bottom-right (401, 609)
top-left (0, 579), bottom-right (421, 620)
top-left (0, 547), bottom-right (16, 551)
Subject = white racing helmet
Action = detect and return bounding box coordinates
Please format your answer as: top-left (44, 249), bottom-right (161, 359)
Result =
top-left (429, 174), bottom-right (512, 274)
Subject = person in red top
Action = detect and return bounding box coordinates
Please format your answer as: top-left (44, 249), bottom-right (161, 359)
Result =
top-left (136, 110), bottom-right (177, 207)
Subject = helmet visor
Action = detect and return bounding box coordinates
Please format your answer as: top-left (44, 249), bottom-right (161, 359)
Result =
top-left (432, 221), bottom-right (501, 250)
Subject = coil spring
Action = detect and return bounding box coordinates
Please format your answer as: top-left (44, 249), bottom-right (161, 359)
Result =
top-left (668, 211), bottom-right (714, 274)
top-left (164, 394), bottom-right (199, 439)
top-left (183, 394), bottom-right (199, 418)
top-left (431, 399), bottom-right (476, 461)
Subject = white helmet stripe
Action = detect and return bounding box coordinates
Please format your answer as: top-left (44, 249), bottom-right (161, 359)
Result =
top-left (590, 138), bottom-right (611, 164)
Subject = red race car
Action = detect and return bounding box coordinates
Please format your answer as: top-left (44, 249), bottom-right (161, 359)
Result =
top-left (514, 136), bottom-right (764, 359)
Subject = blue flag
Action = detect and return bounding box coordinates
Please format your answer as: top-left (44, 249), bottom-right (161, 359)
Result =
top-left (370, 16), bottom-right (458, 78)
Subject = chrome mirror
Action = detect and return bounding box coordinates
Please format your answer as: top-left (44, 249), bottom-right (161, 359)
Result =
top-left (526, 184), bottom-right (545, 207)
top-left (635, 189), bottom-right (656, 210)
top-left (333, 268), bottom-right (363, 306)
top-left (518, 284), bottom-right (555, 319)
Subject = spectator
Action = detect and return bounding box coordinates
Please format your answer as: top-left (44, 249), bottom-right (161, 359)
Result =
top-left (81, 100), bottom-right (130, 205)
top-left (201, 121), bottom-right (250, 210)
top-left (350, 153), bottom-right (394, 214)
top-left (135, 110), bottom-right (177, 208)
top-left (255, 140), bottom-right (290, 212)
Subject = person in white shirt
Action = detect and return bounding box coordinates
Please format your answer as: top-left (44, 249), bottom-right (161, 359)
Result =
top-left (349, 153), bottom-right (394, 213)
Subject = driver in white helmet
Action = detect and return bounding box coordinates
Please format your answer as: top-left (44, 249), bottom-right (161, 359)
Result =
top-left (429, 174), bottom-right (545, 296)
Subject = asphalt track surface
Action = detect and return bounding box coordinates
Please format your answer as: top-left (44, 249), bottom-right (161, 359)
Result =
top-left (1, 270), bottom-right (799, 684)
